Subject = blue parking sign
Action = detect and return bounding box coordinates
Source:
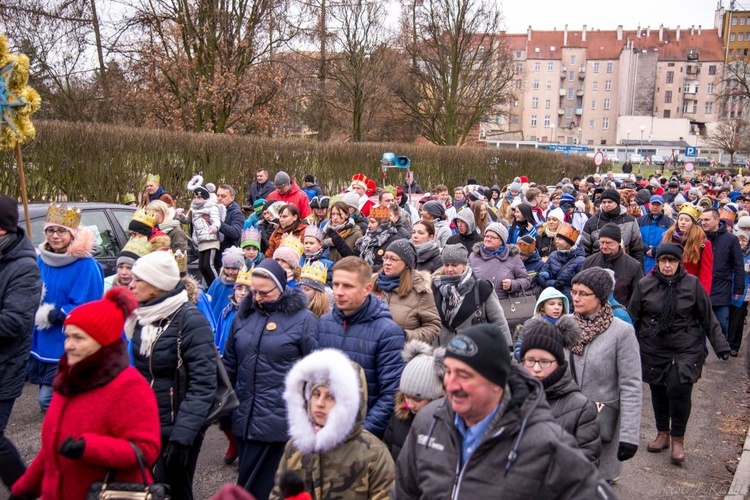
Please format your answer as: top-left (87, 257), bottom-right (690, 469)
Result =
top-left (685, 146), bottom-right (697, 157)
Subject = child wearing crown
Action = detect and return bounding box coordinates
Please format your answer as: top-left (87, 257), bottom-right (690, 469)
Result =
top-left (301, 226), bottom-right (333, 286)
top-left (354, 205), bottom-right (402, 272)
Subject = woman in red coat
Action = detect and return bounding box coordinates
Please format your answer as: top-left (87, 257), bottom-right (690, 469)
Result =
top-left (11, 288), bottom-right (161, 500)
top-left (662, 205), bottom-right (713, 294)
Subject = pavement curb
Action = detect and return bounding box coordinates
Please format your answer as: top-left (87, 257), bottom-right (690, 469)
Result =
top-left (726, 426), bottom-right (750, 499)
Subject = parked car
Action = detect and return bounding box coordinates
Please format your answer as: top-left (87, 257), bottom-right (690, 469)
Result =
top-left (651, 155), bottom-right (666, 165)
top-left (605, 153), bottom-right (619, 163)
top-left (628, 153), bottom-right (644, 164)
top-left (18, 202), bottom-right (202, 280)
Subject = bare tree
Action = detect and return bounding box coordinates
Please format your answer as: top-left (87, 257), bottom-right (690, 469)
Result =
top-left (706, 119), bottom-right (750, 166)
top-left (719, 58), bottom-right (750, 120)
top-left (395, 0), bottom-right (514, 146)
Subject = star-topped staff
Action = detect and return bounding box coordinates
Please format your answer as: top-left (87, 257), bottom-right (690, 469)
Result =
top-left (0, 35), bottom-right (41, 237)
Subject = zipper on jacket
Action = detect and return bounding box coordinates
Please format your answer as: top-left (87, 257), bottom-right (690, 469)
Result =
top-left (170, 387), bottom-right (175, 422)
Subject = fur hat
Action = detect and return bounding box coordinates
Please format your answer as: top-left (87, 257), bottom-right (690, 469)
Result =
top-left (556, 223), bottom-right (580, 246)
top-left (445, 324), bottom-right (511, 387)
top-left (64, 288), bottom-right (138, 347)
top-left (572, 267), bottom-right (614, 305)
top-left (517, 235), bottom-right (536, 255)
top-left (399, 340), bottom-right (446, 401)
top-left (485, 222), bottom-right (508, 243)
top-left (132, 250), bottom-right (181, 292)
top-left (519, 316), bottom-right (581, 364)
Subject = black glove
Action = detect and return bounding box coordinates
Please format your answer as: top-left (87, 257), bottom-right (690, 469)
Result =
top-left (58, 436), bottom-right (85, 459)
top-left (718, 351), bottom-right (730, 361)
top-left (9, 494), bottom-right (37, 500)
top-left (48, 309), bottom-right (67, 326)
top-left (617, 442), bottom-right (638, 462)
top-left (554, 280), bottom-right (565, 290)
top-left (164, 441), bottom-right (191, 469)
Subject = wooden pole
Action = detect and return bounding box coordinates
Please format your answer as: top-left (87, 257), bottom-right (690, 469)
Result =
top-left (15, 142), bottom-right (32, 238)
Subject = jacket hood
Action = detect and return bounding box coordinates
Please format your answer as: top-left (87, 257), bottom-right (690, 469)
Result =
top-left (284, 349), bottom-right (366, 454)
top-left (454, 208), bottom-right (476, 233)
top-left (238, 286), bottom-right (308, 319)
top-left (332, 294), bottom-right (393, 324)
top-left (523, 250), bottom-right (542, 267)
top-left (544, 365), bottom-right (581, 400)
top-left (412, 270), bottom-right (432, 293)
top-left (535, 287), bottom-right (570, 314)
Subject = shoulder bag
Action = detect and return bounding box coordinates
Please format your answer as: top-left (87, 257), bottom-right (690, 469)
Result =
top-left (87, 442), bottom-right (168, 500)
top-left (568, 351), bottom-right (620, 443)
top-left (498, 282), bottom-right (536, 332)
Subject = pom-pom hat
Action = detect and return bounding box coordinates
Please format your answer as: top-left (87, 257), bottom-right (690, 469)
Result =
top-left (64, 288), bottom-right (138, 346)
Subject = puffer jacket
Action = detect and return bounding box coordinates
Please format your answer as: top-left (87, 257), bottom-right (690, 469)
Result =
top-left (224, 287), bottom-right (318, 441)
top-left (191, 198), bottom-right (222, 249)
top-left (317, 296), bottom-right (405, 438)
top-left (522, 250), bottom-right (544, 292)
top-left (581, 205), bottom-right (644, 263)
top-left (468, 243), bottom-right (531, 299)
top-left (706, 225), bottom-right (745, 306)
top-left (0, 229), bottom-right (42, 400)
top-left (582, 249), bottom-right (644, 310)
top-left (538, 246), bottom-right (585, 300)
top-left (131, 284), bottom-right (217, 445)
top-left (394, 366), bottom-right (614, 499)
top-left (218, 201), bottom-right (245, 251)
top-left (637, 212), bottom-right (674, 274)
top-left (543, 365), bottom-right (601, 465)
top-left (271, 350), bottom-right (394, 500)
top-left (372, 271), bottom-right (442, 344)
top-left (629, 267), bottom-right (730, 385)
top-left (266, 181), bottom-right (313, 219)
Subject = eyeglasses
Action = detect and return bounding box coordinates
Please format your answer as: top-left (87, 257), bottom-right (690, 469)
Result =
top-left (521, 358), bottom-right (557, 369)
top-left (252, 288), bottom-right (277, 298)
top-left (570, 289), bottom-right (595, 298)
top-left (382, 255), bottom-right (403, 263)
top-left (657, 258), bottom-right (680, 264)
top-left (45, 227), bottom-right (69, 236)
top-left (483, 234), bottom-right (501, 241)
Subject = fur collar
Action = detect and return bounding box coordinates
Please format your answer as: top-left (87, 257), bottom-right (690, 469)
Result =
top-left (238, 286), bottom-right (308, 319)
top-left (53, 339), bottom-right (130, 396)
top-left (38, 225), bottom-right (96, 267)
top-left (284, 349), bottom-right (363, 454)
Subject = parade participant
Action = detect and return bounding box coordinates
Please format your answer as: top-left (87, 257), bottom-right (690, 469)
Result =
top-left (245, 169), bottom-right (275, 207)
top-left (240, 227), bottom-right (264, 267)
top-left (354, 206), bottom-right (402, 272)
top-left (122, 193), bottom-right (138, 207)
top-left (128, 208), bottom-right (161, 241)
top-left (266, 171), bottom-right (312, 220)
top-left (142, 173), bottom-right (176, 208)
top-left (663, 205), bottom-right (713, 293)
top-left (538, 223), bottom-right (584, 301)
top-left (402, 176), bottom-right (423, 195)
top-left (517, 235), bottom-right (543, 292)
top-left (258, 200), bottom-right (282, 250)
top-left (301, 174), bottom-right (324, 201)
top-left (468, 222), bottom-right (531, 299)
top-left (384, 341), bottom-right (445, 461)
top-left (349, 174), bottom-right (375, 217)
top-left (299, 261), bottom-right (331, 318)
top-left (11, 288), bottom-right (161, 500)
top-left (215, 185), bottom-right (245, 269)
top-left (265, 203), bottom-right (308, 258)
top-left (581, 189), bottom-right (644, 263)
top-left (394, 323), bottom-right (614, 499)
top-left (323, 201), bottom-right (363, 263)
top-left (31, 203), bottom-right (104, 413)
top-left (148, 200), bottom-right (189, 253)
top-left (389, 204), bottom-right (412, 240)
top-left (559, 193), bottom-right (590, 232)
top-left (432, 245), bottom-right (511, 347)
top-left (189, 183), bottom-right (222, 286)
top-left (410, 220), bottom-right (442, 273)
top-left (536, 207), bottom-right (565, 259)
top-left (271, 349), bottom-right (395, 500)
top-left (207, 247), bottom-right (246, 322)
top-left (508, 203), bottom-right (538, 244)
top-left (570, 267), bottom-right (642, 484)
top-left (105, 237), bottom-right (153, 291)
top-left (453, 186), bottom-right (466, 210)
top-left (446, 208), bottom-right (482, 254)
top-left (243, 199), bottom-right (266, 230)
top-left (512, 287), bottom-right (571, 360)
top-left (520, 318), bottom-right (601, 464)
top-left (317, 257), bottom-right (405, 438)
top-left (274, 235), bottom-right (304, 289)
top-left (729, 228), bottom-right (750, 357)
top-left (224, 259), bottom-right (318, 499)
top-left (307, 196), bottom-right (330, 227)
top-left (629, 243), bottom-right (730, 464)
top-left (372, 240), bottom-right (441, 344)
top-left (300, 225), bottom-right (333, 285)
top-left (638, 195), bottom-right (674, 274)
top-left (420, 200), bottom-right (451, 249)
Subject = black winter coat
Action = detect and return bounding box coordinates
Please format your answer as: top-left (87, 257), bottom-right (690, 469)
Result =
top-left (383, 393), bottom-right (415, 461)
top-left (705, 225), bottom-right (745, 306)
top-left (0, 230), bottom-right (42, 400)
top-left (219, 201), bottom-right (245, 250)
top-left (582, 249), bottom-right (644, 309)
top-left (132, 284), bottom-right (218, 445)
top-left (246, 180), bottom-right (275, 206)
top-left (544, 366), bottom-right (601, 464)
top-left (628, 268), bottom-right (730, 384)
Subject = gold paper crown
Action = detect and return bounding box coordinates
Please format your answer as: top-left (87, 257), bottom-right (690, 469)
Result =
top-left (300, 261), bottom-right (328, 285)
top-left (45, 203), bottom-right (81, 229)
top-left (173, 249), bottom-right (188, 274)
top-left (369, 205), bottom-right (391, 220)
top-left (719, 207), bottom-right (737, 223)
top-left (119, 236), bottom-right (153, 259)
top-left (131, 209), bottom-right (156, 228)
top-left (556, 223), bottom-right (580, 244)
top-left (279, 233), bottom-right (304, 257)
top-left (679, 204), bottom-right (703, 222)
top-left (236, 264), bottom-right (253, 287)
top-left (146, 173), bottom-right (160, 184)
top-left (122, 193), bottom-right (137, 205)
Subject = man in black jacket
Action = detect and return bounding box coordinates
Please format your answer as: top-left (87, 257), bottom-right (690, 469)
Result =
top-left (0, 196), bottom-right (42, 490)
top-left (215, 185), bottom-right (245, 271)
top-left (244, 169), bottom-right (275, 207)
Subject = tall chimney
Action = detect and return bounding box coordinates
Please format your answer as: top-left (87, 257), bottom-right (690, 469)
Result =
top-left (582, 24), bottom-right (587, 42)
top-left (564, 24), bottom-right (568, 46)
top-left (646, 25), bottom-right (651, 38)
top-left (676, 25), bottom-right (681, 42)
top-left (698, 25), bottom-right (702, 35)
top-left (637, 24), bottom-right (641, 38)
top-left (659, 24), bottom-right (664, 42)
top-left (528, 25), bottom-right (532, 41)
top-left (690, 25), bottom-right (695, 36)
top-left (617, 25), bottom-right (623, 41)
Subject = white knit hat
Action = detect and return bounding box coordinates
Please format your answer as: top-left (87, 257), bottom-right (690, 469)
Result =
top-left (485, 222), bottom-right (509, 243)
top-left (132, 251), bottom-right (181, 291)
top-left (399, 341), bottom-right (446, 400)
top-left (547, 207), bottom-right (565, 222)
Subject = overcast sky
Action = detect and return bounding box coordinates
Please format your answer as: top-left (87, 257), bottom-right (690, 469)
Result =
top-left (498, 0), bottom-right (729, 33)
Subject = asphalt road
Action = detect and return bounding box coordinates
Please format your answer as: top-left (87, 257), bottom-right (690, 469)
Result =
top-left (2, 351), bottom-right (748, 499)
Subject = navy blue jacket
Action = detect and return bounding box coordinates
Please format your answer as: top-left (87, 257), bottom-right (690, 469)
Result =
top-left (224, 288), bottom-right (318, 441)
top-left (637, 212), bottom-right (674, 274)
top-left (219, 201), bottom-right (245, 249)
top-left (523, 250), bottom-right (545, 291)
top-left (245, 180), bottom-right (275, 206)
top-left (706, 225), bottom-right (745, 306)
top-left (317, 295), bottom-right (405, 438)
top-left (0, 230), bottom-right (42, 400)
top-left (539, 246), bottom-right (585, 300)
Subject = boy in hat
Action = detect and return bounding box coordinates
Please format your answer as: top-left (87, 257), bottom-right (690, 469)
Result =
top-left (207, 246), bottom-right (246, 322)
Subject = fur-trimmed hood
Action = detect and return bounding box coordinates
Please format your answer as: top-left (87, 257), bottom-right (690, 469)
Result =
top-left (284, 349), bottom-right (367, 454)
top-left (237, 286), bottom-right (308, 319)
top-left (37, 225), bottom-right (96, 266)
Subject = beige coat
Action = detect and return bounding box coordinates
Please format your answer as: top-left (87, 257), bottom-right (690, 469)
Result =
top-left (372, 271), bottom-right (441, 344)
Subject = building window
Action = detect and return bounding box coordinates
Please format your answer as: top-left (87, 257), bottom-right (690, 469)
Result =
top-left (589, 119), bottom-right (595, 128)
top-left (532, 97), bottom-right (539, 108)
top-left (566, 107), bottom-right (573, 118)
top-left (546, 80), bottom-right (552, 90)
top-left (605, 80), bottom-right (612, 91)
top-left (544, 115), bottom-right (551, 127)
top-left (512, 114), bottom-right (519, 125)
top-left (567, 88), bottom-right (574, 100)
top-left (531, 115), bottom-right (537, 127)
top-left (515, 79), bottom-right (522, 90)
top-left (665, 90), bottom-right (672, 103)
top-left (532, 79), bottom-right (540, 90)
top-left (590, 99), bottom-right (596, 110)
top-left (568, 71), bottom-right (575, 81)
top-left (666, 71), bottom-right (674, 84)
top-left (570, 55), bottom-right (576, 65)
top-left (515, 50), bottom-right (522, 59)
top-left (742, 17), bottom-right (746, 25)
top-left (602, 117), bottom-right (609, 129)
top-left (709, 65), bottom-right (717, 75)
top-left (733, 17), bottom-right (738, 25)
top-left (545, 99), bottom-right (551, 109)
top-left (707, 83), bottom-right (714, 94)
top-left (548, 62), bottom-right (554, 71)
top-left (663, 109), bottom-right (671, 118)
top-left (515, 63), bottom-right (523, 73)
top-left (593, 62), bottom-right (600, 73)
top-left (534, 61), bottom-right (541, 71)
top-left (705, 101), bottom-right (713, 114)
top-left (606, 62), bottom-right (613, 73)
top-left (603, 98), bottom-right (611, 109)
top-left (731, 34), bottom-right (736, 41)
top-left (592, 81), bottom-right (598, 91)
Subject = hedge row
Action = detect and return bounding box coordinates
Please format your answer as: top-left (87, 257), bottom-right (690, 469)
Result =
top-left (1, 120), bottom-right (591, 204)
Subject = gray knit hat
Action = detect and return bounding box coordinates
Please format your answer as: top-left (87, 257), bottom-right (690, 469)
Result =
top-left (274, 171), bottom-right (291, 187)
top-left (571, 267), bottom-right (614, 305)
top-left (442, 244), bottom-right (469, 265)
top-left (386, 239), bottom-right (417, 269)
top-left (399, 340), bottom-right (446, 400)
top-left (508, 182), bottom-right (523, 193)
top-left (423, 200), bottom-right (446, 219)
top-left (454, 208), bottom-right (476, 233)
top-left (485, 222), bottom-right (509, 243)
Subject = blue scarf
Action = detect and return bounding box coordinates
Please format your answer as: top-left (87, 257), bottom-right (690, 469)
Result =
top-left (376, 273), bottom-right (401, 292)
top-left (485, 244), bottom-right (505, 256)
top-left (149, 186), bottom-right (165, 202)
top-left (540, 313), bottom-right (559, 324)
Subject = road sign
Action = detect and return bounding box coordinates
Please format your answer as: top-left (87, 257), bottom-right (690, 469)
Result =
top-left (685, 146), bottom-right (697, 157)
top-left (684, 162), bottom-right (695, 172)
top-left (745, 159), bottom-right (750, 168)
top-left (546, 145), bottom-right (588, 152)
top-left (593, 151), bottom-right (604, 167)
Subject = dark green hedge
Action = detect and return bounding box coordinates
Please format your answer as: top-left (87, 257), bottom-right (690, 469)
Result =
top-left (1, 120), bottom-right (590, 203)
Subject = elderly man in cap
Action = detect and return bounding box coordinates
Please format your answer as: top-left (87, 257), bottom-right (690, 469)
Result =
top-left (581, 188), bottom-right (644, 264)
top-left (394, 323), bottom-right (614, 499)
top-left (265, 171), bottom-right (312, 219)
top-left (638, 194), bottom-right (675, 274)
top-left (0, 196), bottom-right (42, 490)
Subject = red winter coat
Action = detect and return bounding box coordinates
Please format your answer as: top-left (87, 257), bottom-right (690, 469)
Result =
top-left (672, 234), bottom-right (713, 294)
top-left (12, 343), bottom-right (161, 500)
top-left (266, 181), bottom-right (312, 219)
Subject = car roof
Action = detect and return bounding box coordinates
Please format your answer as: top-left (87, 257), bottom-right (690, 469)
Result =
top-left (18, 202), bottom-right (135, 219)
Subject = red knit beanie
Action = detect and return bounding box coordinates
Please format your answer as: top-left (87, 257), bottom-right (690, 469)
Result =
top-left (64, 288), bottom-right (138, 346)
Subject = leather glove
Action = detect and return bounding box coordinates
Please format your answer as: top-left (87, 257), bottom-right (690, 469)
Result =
top-left (554, 280), bottom-right (565, 289)
top-left (718, 351), bottom-right (730, 361)
top-left (617, 442), bottom-right (638, 462)
top-left (164, 441), bottom-right (191, 469)
top-left (9, 494), bottom-right (37, 500)
top-left (48, 309), bottom-right (67, 326)
top-left (58, 436), bottom-right (85, 459)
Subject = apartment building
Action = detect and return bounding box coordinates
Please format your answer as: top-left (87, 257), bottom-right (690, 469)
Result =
top-left (715, 1), bottom-right (750, 118)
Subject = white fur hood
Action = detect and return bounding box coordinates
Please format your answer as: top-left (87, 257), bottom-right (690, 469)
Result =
top-left (284, 349), bottom-right (365, 454)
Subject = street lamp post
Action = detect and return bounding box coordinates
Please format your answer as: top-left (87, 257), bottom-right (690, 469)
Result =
top-left (550, 123), bottom-right (556, 144)
top-left (639, 125), bottom-right (646, 174)
top-left (626, 129), bottom-right (631, 163)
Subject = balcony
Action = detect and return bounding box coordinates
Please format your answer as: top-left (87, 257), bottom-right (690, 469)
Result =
top-left (559, 89), bottom-right (566, 96)
top-left (558, 108), bottom-right (565, 115)
top-left (578, 70), bottom-right (585, 79)
top-left (683, 92), bottom-right (698, 100)
top-left (575, 108), bottom-right (583, 116)
top-left (576, 88), bottom-right (585, 96)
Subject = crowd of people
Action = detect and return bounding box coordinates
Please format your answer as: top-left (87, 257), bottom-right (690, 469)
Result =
top-left (0, 164), bottom-right (748, 499)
